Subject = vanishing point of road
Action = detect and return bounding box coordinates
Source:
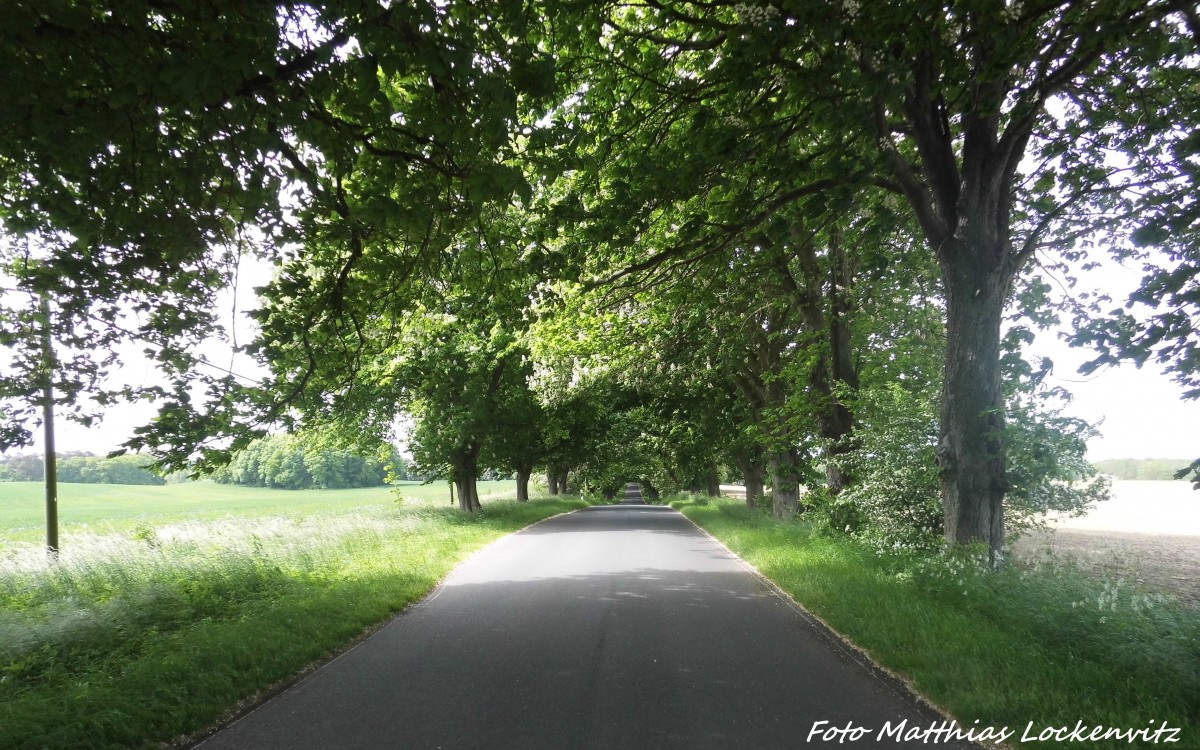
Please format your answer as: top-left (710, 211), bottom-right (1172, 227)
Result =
top-left (194, 485), bottom-right (976, 749)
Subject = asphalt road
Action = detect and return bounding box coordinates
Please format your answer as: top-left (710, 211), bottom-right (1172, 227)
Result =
top-left (194, 485), bottom-right (975, 749)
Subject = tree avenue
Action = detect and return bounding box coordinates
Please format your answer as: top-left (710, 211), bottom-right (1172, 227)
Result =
top-left (1, 1), bottom-right (1195, 557)
top-left (535, 0), bottom-right (1193, 557)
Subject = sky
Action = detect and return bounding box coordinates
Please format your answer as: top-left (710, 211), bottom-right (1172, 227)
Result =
top-left (1020, 252), bottom-right (1200, 462)
top-left (7, 249), bottom-right (1200, 463)
top-left (1025, 329), bottom-right (1200, 461)
top-left (7, 254), bottom-right (273, 459)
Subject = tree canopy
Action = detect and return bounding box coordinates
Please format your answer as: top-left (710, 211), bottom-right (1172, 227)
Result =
top-left (209, 433), bottom-right (400, 490)
top-left (0, 452), bottom-right (165, 485)
top-left (2, 0), bottom-right (1196, 554)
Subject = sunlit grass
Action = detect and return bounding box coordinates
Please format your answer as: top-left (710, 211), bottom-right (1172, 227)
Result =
top-left (0, 479), bottom-right (515, 542)
top-left (673, 496), bottom-right (1200, 750)
top-left (0, 488), bottom-right (585, 750)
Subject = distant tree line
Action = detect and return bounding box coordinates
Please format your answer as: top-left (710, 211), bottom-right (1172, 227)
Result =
top-left (0, 453), bottom-right (164, 485)
top-left (1092, 459), bottom-right (1195, 482)
top-left (210, 434), bottom-right (405, 490)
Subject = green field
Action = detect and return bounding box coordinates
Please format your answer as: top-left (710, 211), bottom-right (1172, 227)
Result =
top-left (0, 480), bottom-right (515, 541)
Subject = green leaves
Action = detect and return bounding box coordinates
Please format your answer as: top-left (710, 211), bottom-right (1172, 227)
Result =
top-left (4, 0), bottom-right (1198, 517)
top-left (465, 165), bottom-right (532, 205)
top-left (510, 53), bottom-right (558, 104)
top-left (1131, 223), bottom-right (1171, 249)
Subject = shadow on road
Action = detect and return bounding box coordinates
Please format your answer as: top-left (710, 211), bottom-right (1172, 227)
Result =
top-left (518, 504), bottom-right (701, 538)
top-left (193, 481), bottom-right (979, 750)
top-left (620, 481), bottom-right (647, 505)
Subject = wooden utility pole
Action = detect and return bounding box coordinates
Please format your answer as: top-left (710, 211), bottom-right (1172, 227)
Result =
top-left (40, 293), bottom-right (58, 558)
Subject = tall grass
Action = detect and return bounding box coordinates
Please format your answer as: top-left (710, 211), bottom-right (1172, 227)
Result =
top-left (673, 497), bottom-right (1200, 750)
top-left (0, 494), bottom-right (586, 750)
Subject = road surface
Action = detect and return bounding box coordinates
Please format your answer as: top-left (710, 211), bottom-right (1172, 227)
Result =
top-left (194, 485), bottom-right (974, 749)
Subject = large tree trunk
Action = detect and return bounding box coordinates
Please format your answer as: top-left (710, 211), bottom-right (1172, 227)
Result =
top-left (812, 371), bottom-right (856, 494)
top-left (823, 230), bottom-right (860, 494)
top-left (704, 463), bottom-right (721, 497)
top-left (454, 444), bottom-right (483, 513)
top-left (547, 469), bottom-right (559, 496)
top-left (738, 456), bottom-right (766, 509)
top-left (516, 467), bottom-right (531, 502)
top-left (938, 254), bottom-right (1011, 563)
top-left (794, 230), bottom-right (859, 496)
top-left (768, 447), bottom-right (803, 518)
top-left (454, 475), bottom-right (481, 512)
top-left (816, 397), bottom-right (856, 494)
top-left (865, 42), bottom-right (1032, 563)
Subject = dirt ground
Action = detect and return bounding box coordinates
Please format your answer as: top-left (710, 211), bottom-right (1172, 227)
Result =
top-left (1010, 528), bottom-right (1200, 610)
top-left (1011, 480), bottom-right (1200, 609)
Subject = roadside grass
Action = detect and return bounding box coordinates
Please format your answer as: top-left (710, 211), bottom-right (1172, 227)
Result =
top-left (672, 496), bottom-right (1200, 750)
top-left (0, 488), bottom-right (585, 750)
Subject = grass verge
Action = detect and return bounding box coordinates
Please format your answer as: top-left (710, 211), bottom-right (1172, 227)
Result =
top-left (0, 493), bottom-right (587, 750)
top-left (672, 496), bottom-right (1200, 750)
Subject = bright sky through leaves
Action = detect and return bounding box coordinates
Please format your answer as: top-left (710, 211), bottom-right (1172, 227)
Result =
top-left (11, 254), bottom-right (1196, 463)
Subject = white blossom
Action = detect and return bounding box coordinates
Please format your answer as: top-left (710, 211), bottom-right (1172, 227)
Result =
top-left (734, 3), bottom-right (781, 27)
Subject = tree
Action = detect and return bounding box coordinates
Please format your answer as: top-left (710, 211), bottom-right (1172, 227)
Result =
top-left (0, 452), bottom-right (43, 481)
top-left (529, 1), bottom-right (952, 517)
top-left (533, 161), bottom-right (940, 517)
top-left (405, 317), bottom-right (527, 512)
top-left (5, 0), bottom-right (1193, 546)
top-left (2, 1), bottom-right (291, 449)
top-left (481, 373), bottom-right (545, 502)
top-left (831, 0), bottom-right (1192, 560)
top-left (1, 1), bottom-right (556, 470)
top-left (535, 377), bottom-right (618, 496)
top-left (1063, 15), bottom-right (1200, 487)
top-left (211, 433), bottom-right (394, 489)
top-left (0, 452), bottom-right (165, 485)
top-left (540, 0), bottom-right (1191, 558)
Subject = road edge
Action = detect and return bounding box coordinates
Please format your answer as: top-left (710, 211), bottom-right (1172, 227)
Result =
top-left (673, 505), bottom-right (989, 750)
top-left (179, 502), bottom-right (594, 749)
